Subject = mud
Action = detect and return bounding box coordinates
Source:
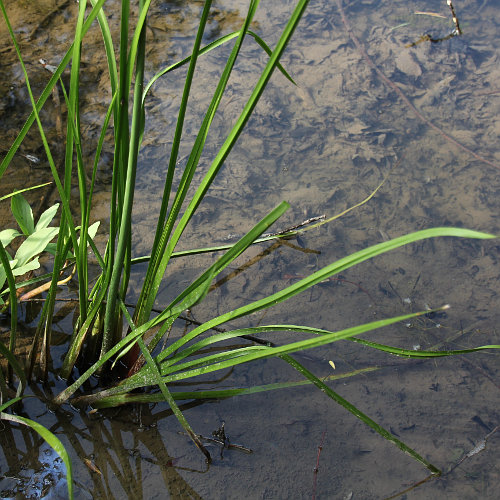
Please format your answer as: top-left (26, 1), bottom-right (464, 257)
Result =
top-left (1, 0), bottom-right (499, 498)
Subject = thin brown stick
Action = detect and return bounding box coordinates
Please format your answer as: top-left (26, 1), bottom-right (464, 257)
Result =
top-left (311, 430), bottom-right (327, 500)
top-left (18, 264), bottom-right (76, 301)
top-left (335, 0), bottom-right (499, 170)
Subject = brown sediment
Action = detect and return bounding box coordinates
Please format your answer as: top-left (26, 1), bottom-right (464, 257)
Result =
top-left (335, 0), bottom-right (499, 170)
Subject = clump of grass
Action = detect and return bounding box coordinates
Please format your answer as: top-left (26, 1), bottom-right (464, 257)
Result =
top-left (0, 1), bottom-right (499, 497)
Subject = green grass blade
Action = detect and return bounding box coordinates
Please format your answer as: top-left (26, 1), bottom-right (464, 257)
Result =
top-left (90, 0), bottom-right (118, 97)
top-left (64, 0), bottom-right (89, 323)
top-left (281, 354), bottom-right (441, 475)
top-left (0, 183), bottom-right (52, 202)
top-left (349, 337), bottom-right (500, 358)
top-left (0, 0), bottom-right (79, 251)
top-left (134, 0), bottom-right (308, 324)
top-left (127, 0), bottom-right (153, 89)
top-left (75, 367), bottom-right (379, 408)
top-left (139, 201), bottom-right (290, 357)
top-left (156, 310), bottom-right (448, 380)
top-left (102, 0), bottom-right (149, 352)
top-left (0, 412), bottom-right (74, 498)
top-left (119, 301), bottom-right (212, 460)
top-left (0, 397), bottom-right (24, 412)
top-left (0, 0), bottom-right (107, 180)
top-left (55, 201), bottom-right (290, 400)
top-left (77, 309), bottom-right (442, 404)
top-left (78, 302), bottom-right (500, 406)
top-left (137, 1), bottom-right (289, 327)
top-left (164, 0), bottom-right (309, 248)
top-left (0, 0), bottom-right (83, 372)
top-left (247, 30), bottom-right (296, 84)
top-left (134, 0), bottom-right (218, 325)
top-left (156, 228), bottom-right (494, 363)
top-left (117, 201), bottom-right (289, 368)
top-left (0, 240), bottom-right (17, 358)
top-left (143, 29), bottom-right (295, 101)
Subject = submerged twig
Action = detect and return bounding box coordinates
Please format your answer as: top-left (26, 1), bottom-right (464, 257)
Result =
top-left (18, 263), bottom-right (75, 302)
top-left (179, 421), bottom-right (253, 459)
top-left (263, 214), bottom-right (325, 238)
top-left (311, 430), bottom-right (327, 500)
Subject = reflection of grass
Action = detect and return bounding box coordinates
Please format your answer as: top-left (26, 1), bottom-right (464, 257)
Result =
top-left (0, 1), bottom-right (499, 497)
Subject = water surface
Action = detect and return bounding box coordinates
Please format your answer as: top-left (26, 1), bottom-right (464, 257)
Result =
top-left (1, 0), bottom-right (499, 498)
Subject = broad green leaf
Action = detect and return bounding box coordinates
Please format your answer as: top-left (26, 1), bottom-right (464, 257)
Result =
top-left (14, 227), bottom-right (59, 267)
top-left (0, 228), bottom-right (21, 247)
top-left (35, 203), bottom-right (59, 232)
top-left (44, 242), bottom-right (57, 256)
top-left (11, 194), bottom-right (34, 235)
top-left (79, 221), bottom-right (100, 245)
top-left (0, 267), bottom-right (6, 294)
top-left (1, 265), bottom-right (10, 291)
top-left (12, 258), bottom-right (40, 276)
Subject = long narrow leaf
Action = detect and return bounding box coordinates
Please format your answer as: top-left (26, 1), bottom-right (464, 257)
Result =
top-left (0, 412), bottom-right (73, 498)
top-left (74, 308), bottom-right (446, 403)
top-left (134, 0), bottom-right (218, 325)
top-left (0, 183), bottom-right (52, 202)
top-left (76, 367), bottom-right (380, 408)
top-left (0, 241), bottom-right (17, 359)
top-left (0, 0), bottom-right (107, 179)
top-left (143, 30), bottom-right (295, 101)
top-left (157, 228), bottom-right (494, 363)
top-left (55, 201), bottom-right (290, 400)
top-left (281, 354), bottom-right (441, 475)
top-left (11, 195), bottom-right (34, 235)
top-left (160, 0), bottom-right (310, 268)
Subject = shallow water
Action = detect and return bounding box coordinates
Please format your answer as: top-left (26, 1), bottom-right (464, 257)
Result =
top-left (1, 0), bottom-right (500, 498)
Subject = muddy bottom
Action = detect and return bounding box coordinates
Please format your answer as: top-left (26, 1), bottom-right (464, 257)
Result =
top-left (1, 0), bottom-right (499, 498)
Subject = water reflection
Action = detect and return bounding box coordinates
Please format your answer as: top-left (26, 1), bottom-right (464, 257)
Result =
top-left (1, 0), bottom-right (500, 498)
top-left (0, 401), bottom-right (207, 499)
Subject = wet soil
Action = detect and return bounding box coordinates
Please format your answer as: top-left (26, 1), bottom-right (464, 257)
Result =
top-left (1, 0), bottom-right (499, 498)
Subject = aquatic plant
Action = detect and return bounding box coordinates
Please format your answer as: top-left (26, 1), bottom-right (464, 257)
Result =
top-left (0, 1), bottom-right (498, 497)
top-left (0, 193), bottom-right (59, 309)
